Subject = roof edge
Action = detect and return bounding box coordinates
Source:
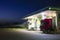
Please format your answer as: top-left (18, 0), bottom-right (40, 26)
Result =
top-left (23, 7), bottom-right (60, 19)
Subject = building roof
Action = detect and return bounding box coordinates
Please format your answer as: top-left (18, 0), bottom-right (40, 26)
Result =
top-left (23, 7), bottom-right (60, 19)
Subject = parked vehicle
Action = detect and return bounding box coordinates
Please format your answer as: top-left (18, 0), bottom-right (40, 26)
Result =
top-left (40, 19), bottom-right (55, 33)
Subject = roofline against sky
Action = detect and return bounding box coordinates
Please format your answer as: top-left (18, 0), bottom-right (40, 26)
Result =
top-left (23, 7), bottom-right (48, 19)
top-left (23, 6), bottom-right (60, 19)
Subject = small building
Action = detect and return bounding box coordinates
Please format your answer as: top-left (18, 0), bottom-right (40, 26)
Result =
top-left (24, 7), bottom-right (60, 31)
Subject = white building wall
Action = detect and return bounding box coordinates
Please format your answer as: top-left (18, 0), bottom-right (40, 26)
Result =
top-left (26, 10), bottom-right (57, 31)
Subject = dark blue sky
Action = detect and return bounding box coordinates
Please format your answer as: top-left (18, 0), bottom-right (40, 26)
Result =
top-left (0, 0), bottom-right (60, 22)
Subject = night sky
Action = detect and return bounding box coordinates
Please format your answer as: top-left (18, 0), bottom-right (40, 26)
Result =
top-left (0, 0), bottom-right (60, 23)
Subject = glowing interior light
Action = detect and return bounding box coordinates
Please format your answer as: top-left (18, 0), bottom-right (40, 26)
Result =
top-left (41, 12), bottom-right (46, 19)
top-left (49, 7), bottom-right (51, 10)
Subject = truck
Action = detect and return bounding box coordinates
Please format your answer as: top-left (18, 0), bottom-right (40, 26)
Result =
top-left (40, 18), bottom-right (56, 33)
